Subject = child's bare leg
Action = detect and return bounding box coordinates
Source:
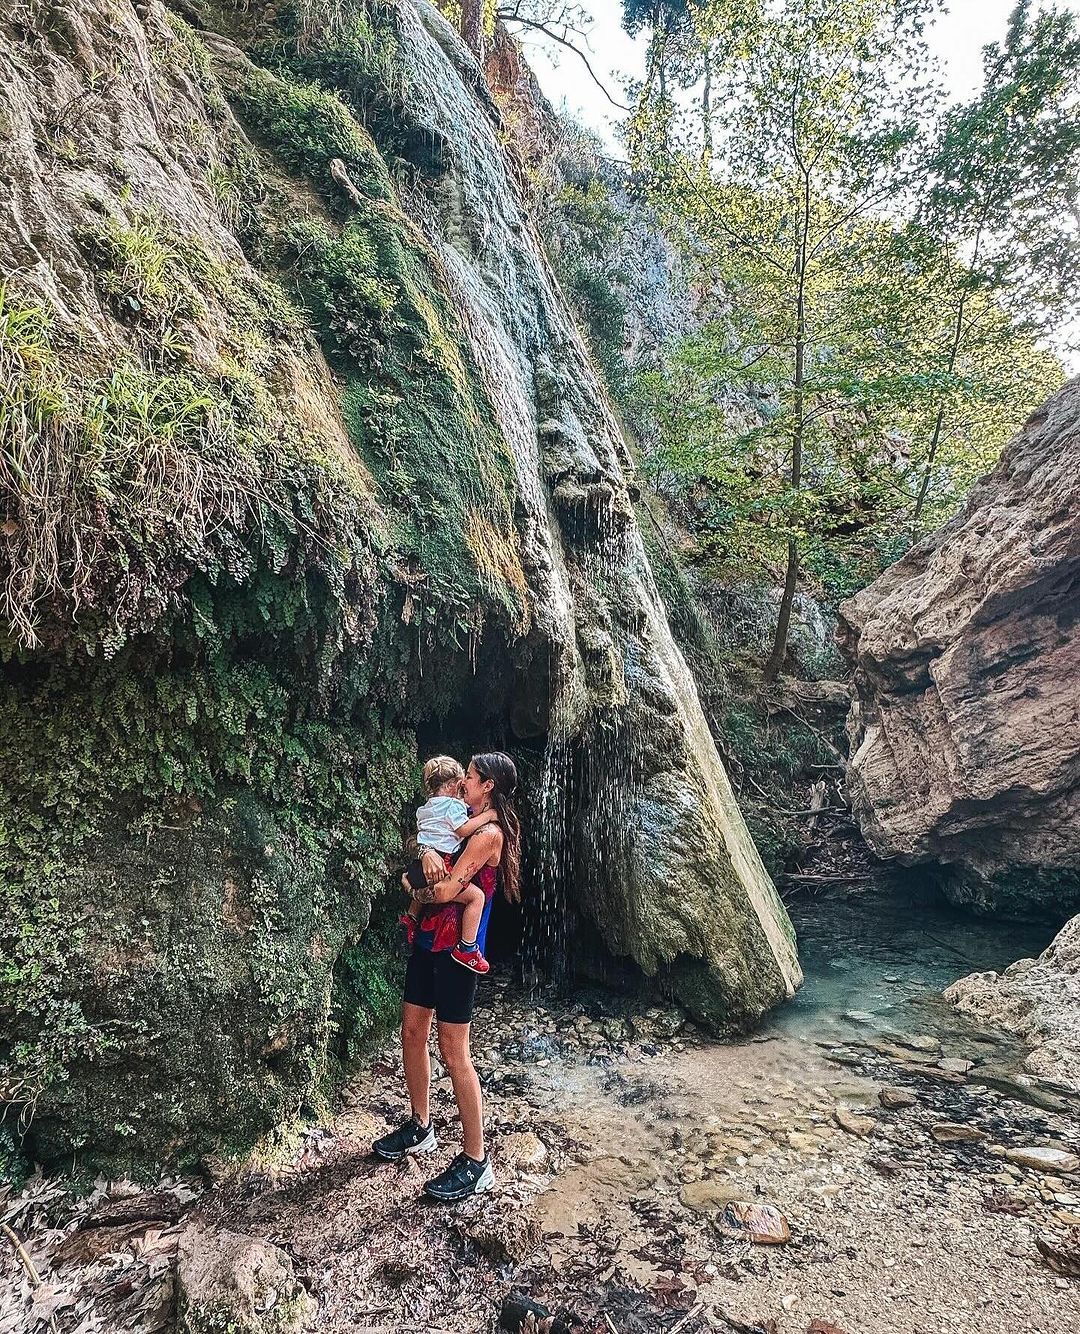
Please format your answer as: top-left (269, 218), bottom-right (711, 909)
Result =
top-left (453, 883), bottom-right (486, 947)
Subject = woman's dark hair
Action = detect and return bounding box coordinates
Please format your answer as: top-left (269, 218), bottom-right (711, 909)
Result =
top-left (471, 751), bottom-right (521, 904)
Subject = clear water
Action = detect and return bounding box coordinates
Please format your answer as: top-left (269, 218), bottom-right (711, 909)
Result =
top-left (770, 882), bottom-right (1057, 1055)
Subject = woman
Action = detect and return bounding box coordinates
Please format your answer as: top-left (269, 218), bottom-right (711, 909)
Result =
top-left (372, 751), bottom-right (521, 1201)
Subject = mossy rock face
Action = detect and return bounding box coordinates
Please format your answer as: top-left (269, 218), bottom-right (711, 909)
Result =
top-left (0, 0), bottom-right (802, 1176)
top-left (0, 0), bottom-right (530, 1171)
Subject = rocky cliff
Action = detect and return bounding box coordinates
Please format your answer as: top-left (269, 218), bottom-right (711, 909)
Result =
top-left (839, 379), bottom-right (1080, 916)
top-left (0, 0), bottom-right (799, 1170)
top-left (946, 913), bottom-right (1080, 1096)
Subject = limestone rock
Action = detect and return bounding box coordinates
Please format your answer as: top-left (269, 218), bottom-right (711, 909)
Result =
top-left (938, 1058), bottom-right (975, 1075)
top-left (717, 1201), bottom-right (791, 1244)
top-left (176, 1224), bottom-right (315, 1334)
top-left (1036, 1228), bottom-right (1080, 1276)
top-left (678, 1178), bottom-right (743, 1213)
top-left (0, 0), bottom-right (799, 1164)
top-left (457, 1210), bottom-right (542, 1263)
top-left (839, 380), bottom-right (1080, 916)
top-left (500, 1132), bottom-right (549, 1172)
top-left (1005, 1147), bottom-right (1080, 1174)
top-left (945, 916), bottom-right (1080, 1095)
top-left (833, 1108), bottom-right (875, 1137)
top-left (929, 1122), bottom-right (986, 1144)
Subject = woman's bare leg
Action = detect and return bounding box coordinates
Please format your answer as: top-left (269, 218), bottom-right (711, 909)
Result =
top-left (402, 1002), bottom-right (434, 1125)
top-left (437, 1020), bottom-right (484, 1159)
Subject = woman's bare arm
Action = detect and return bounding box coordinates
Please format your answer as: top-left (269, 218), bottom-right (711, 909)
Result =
top-left (430, 826), bottom-right (502, 899)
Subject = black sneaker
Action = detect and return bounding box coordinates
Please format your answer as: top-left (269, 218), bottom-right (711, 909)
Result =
top-left (372, 1116), bottom-right (436, 1161)
top-left (423, 1151), bottom-right (494, 1201)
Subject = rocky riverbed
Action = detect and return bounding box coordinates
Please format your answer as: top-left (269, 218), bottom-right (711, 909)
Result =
top-left (3, 946), bottom-right (1079, 1334)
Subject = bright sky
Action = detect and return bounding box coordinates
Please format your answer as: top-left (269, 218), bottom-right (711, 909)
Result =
top-left (522, 1), bottom-right (1078, 153)
top-left (521, 0), bottom-right (1080, 366)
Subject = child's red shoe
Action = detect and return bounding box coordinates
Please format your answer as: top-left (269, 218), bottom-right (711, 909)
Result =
top-left (399, 913), bottom-right (418, 946)
top-left (450, 943), bottom-right (490, 974)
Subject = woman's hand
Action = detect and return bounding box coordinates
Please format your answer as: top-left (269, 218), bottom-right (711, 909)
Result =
top-left (420, 847), bottom-right (445, 886)
top-left (421, 878), bottom-right (470, 904)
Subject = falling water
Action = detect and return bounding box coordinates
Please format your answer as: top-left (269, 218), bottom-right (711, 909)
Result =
top-left (522, 480), bottom-right (647, 986)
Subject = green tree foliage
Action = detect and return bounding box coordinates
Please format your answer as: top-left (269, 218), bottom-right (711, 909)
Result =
top-left (623, 0), bottom-right (1075, 676)
top-left (907, 0), bottom-right (1080, 534)
top-left (627, 0), bottom-right (944, 677)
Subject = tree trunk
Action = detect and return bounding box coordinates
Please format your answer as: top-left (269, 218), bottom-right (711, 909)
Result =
top-left (701, 46), bottom-right (713, 163)
top-left (909, 403), bottom-right (947, 539)
top-left (765, 166), bottom-right (810, 684)
top-left (764, 538), bottom-right (799, 682)
top-left (910, 234), bottom-right (981, 543)
top-left (461, 0), bottom-right (485, 61)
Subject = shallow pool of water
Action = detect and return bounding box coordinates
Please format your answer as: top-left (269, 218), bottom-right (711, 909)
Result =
top-left (771, 883), bottom-right (1056, 1056)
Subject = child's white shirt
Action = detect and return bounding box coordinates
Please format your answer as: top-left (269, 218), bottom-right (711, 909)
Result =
top-left (416, 795), bottom-right (468, 853)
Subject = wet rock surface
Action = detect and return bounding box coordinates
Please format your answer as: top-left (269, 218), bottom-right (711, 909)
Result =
top-left (5, 971), bottom-right (1079, 1334)
top-left (1, 0), bottom-right (799, 1172)
top-left (946, 914), bottom-right (1080, 1095)
top-left (839, 378), bottom-right (1080, 916)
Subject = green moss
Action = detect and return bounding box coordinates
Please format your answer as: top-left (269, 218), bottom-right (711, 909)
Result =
top-left (0, 1120), bottom-right (30, 1188)
top-left (231, 66), bottom-right (392, 203)
top-left (0, 579), bottom-right (417, 1166)
top-left (292, 212), bottom-right (526, 619)
top-left (544, 176), bottom-right (631, 401)
top-left (258, 2), bottom-right (421, 170)
top-left (329, 907), bottom-right (405, 1071)
top-left (0, 0), bottom-right (538, 1172)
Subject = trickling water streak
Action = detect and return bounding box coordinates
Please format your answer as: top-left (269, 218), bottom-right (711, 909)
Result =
top-left (523, 485), bottom-right (648, 989)
top-left (527, 719), bottom-right (572, 986)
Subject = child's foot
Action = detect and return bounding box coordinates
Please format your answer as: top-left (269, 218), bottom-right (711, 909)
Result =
top-left (450, 941), bottom-right (489, 974)
top-left (399, 912), bottom-right (418, 946)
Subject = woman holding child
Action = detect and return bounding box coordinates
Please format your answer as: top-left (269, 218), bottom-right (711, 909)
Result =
top-left (372, 750), bottom-right (521, 1201)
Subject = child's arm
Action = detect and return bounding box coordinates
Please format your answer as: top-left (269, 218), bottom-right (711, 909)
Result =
top-left (454, 808), bottom-right (500, 839)
top-left (430, 826), bottom-right (501, 901)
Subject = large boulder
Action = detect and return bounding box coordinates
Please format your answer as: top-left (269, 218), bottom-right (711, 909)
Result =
top-left (0, 0), bottom-right (797, 1169)
top-left (839, 379), bottom-right (1080, 916)
top-left (176, 1223), bottom-right (315, 1334)
top-left (945, 914), bottom-right (1080, 1095)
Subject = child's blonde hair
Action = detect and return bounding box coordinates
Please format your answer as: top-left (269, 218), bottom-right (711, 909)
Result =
top-left (422, 754), bottom-right (465, 796)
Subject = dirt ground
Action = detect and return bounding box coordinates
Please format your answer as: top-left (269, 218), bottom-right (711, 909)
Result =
top-left (4, 977), bottom-right (1079, 1334)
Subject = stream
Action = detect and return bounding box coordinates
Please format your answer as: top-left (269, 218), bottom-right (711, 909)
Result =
top-left (771, 884), bottom-right (1062, 1107)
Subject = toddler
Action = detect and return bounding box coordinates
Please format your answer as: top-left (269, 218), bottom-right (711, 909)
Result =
top-left (400, 755), bottom-right (496, 974)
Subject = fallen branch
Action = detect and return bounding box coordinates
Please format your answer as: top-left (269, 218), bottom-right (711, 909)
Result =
top-left (1, 1222), bottom-right (59, 1334)
top-left (669, 1303), bottom-right (706, 1334)
top-left (782, 872), bottom-right (875, 883)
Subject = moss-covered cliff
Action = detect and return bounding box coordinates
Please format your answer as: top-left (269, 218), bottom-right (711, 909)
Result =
top-left (0, 0), bottom-right (799, 1173)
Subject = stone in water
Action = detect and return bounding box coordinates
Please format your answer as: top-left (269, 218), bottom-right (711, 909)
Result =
top-left (718, 1201), bottom-right (791, 1244)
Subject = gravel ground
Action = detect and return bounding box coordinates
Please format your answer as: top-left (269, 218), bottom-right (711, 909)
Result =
top-left (3, 978), bottom-right (1078, 1334)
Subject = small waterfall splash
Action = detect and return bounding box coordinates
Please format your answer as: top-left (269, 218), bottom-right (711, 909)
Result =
top-left (522, 481), bottom-right (646, 985)
top-left (525, 714), bottom-right (573, 984)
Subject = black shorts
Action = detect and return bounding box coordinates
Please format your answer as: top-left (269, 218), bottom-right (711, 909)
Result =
top-left (403, 948), bottom-right (478, 1025)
